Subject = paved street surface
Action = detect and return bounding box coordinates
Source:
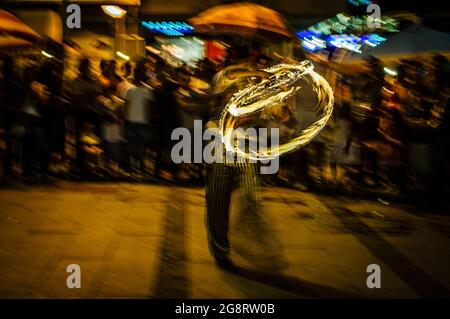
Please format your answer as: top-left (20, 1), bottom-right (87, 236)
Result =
top-left (0, 182), bottom-right (449, 298)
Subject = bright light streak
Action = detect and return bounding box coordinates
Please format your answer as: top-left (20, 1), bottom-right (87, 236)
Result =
top-left (382, 86), bottom-right (395, 94)
top-left (364, 40), bottom-right (377, 47)
top-left (193, 37), bottom-right (204, 45)
top-left (116, 51), bottom-right (130, 61)
top-left (145, 46), bottom-right (161, 55)
top-left (383, 67), bottom-right (397, 76)
top-left (219, 61), bottom-right (334, 161)
top-left (302, 40), bottom-right (317, 51)
top-left (41, 50), bottom-right (54, 59)
top-left (102, 5), bottom-right (127, 18)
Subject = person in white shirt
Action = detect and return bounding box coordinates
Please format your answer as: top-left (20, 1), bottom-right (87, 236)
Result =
top-left (116, 61), bottom-right (135, 100)
top-left (124, 61), bottom-right (154, 173)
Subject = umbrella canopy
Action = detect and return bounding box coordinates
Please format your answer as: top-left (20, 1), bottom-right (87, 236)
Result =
top-left (0, 10), bottom-right (41, 42)
top-left (189, 3), bottom-right (292, 40)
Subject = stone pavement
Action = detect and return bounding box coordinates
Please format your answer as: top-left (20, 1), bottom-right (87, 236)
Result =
top-left (0, 182), bottom-right (449, 298)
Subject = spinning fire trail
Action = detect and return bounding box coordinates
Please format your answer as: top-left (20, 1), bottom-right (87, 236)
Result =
top-left (219, 60), bottom-right (335, 161)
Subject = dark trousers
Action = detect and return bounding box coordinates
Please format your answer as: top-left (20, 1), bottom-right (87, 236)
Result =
top-left (205, 162), bottom-right (261, 259)
top-left (154, 124), bottom-right (178, 175)
top-left (125, 122), bottom-right (151, 170)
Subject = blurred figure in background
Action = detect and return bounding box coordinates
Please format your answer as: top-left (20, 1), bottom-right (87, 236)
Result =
top-left (398, 60), bottom-right (430, 189)
top-left (152, 59), bottom-right (180, 181)
top-left (196, 58), bottom-right (216, 83)
top-left (71, 58), bottom-right (101, 175)
top-left (174, 66), bottom-right (209, 183)
top-left (0, 55), bottom-right (22, 183)
top-left (346, 56), bottom-right (384, 188)
top-left (20, 66), bottom-right (51, 181)
top-left (108, 60), bottom-right (122, 92)
top-left (329, 78), bottom-right (353, 185)
top-left (426, 56), bottom-right (450, 193)
top-left (116, 61), bottom-right (135, 100)
top-left (399, 57), bottom-right (450, 193)
top-left (124, 59), bottom-right (154, 177)
top-left (376, 83), bottom-right (407, 194)
top-left (38, 60), bottom-right (66, 177)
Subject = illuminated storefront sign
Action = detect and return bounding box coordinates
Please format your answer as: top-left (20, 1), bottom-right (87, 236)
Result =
top-left (296, 31), bottom-right (326, 52)
top-left (296, 12), bottom-right (392, 53)
top-left (306, 13), bottom-right (398, 36)
top-left (361, 33), bottom-right (386, 47)
top-left (327, 34), bottom-right (362, 53)
top-left (297, 30), bottom-right (386, 53)
top-left (141, 21), bottom-right (194, 36)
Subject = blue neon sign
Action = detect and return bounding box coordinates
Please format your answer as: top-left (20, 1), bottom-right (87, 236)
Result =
top-left (297, 28), bottom-right (387, 53)
top-left (141, 21), bottom-right (194, 36)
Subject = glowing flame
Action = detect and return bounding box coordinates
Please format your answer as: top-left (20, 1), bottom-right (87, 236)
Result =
top-left (219, 60), bottom-right (334, 161)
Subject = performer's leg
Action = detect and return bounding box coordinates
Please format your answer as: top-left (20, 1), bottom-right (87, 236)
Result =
top-left (237, 163), bottom-right (285, 266)
top-left (205, 163), bottom-right (235, 260)
top-left (238, 163), bottom-right (262, 223)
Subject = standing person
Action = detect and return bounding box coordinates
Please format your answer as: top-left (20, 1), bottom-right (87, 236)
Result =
top-left (20, 66), bottom-right (51, 180)
top-left (330, 79), bottom-right (353, 185)
top-left (346, 56), bottom-right (384, 187)
top-left (427, 56), bottom-right (450, 194)
top-left (398, 60), bottom-right (430, 189)
top-left (71, 58), bottom-right (101, 174)
top-left (376, 84), bottom-right (407, 193)
top-left (116, 61), bottom-right (135, 100)
top-left (108, 60), bottom-right (122, 92)
top-left (124, 60), bottom-right (154, 177)
top-left (152, 60), bottom-right (180, 181)
top-left (174, 66), bottom-right (209, 183)
top-left (205, 51), bottom-right (284, 270)
top-left (98, 85), bottom-right (126, 176)
top-left (0, 55), bottom-right (21, 183)
top-left (38, 60), bottom-right (66, 176)
top-left (401, 57), bottom-right (450, 193)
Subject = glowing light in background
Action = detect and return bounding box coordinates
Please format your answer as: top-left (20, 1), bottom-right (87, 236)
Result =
top-left (296, 12), bottom-right (398, 52)
top-left (145, 46), bottom-right (161, 55)
top-left (383, 67), bottom-right (397, 76)
top-left (296, 31), bottom-right (327, 52)
top-left (101, 6), bottom-right (127, 19)
top-left (41, 50), bottom-right (54, 58)
top-left (327, 34), bottom-right (362, 53)
top-left (116, 51), bottom-right (130, 61)
top-left (297, 30), bottom-right (387, 53)
top-left (361, 33), bottom-right (386, 47)
top-left (141, 21), bottom-right (194, 36)
top-left (156, 37), bottom-right (204, 66)
top-left (219, 61), bottom-right (334, 161)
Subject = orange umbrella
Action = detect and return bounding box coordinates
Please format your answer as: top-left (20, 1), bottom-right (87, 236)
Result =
top-left (189, 3), bottom-right (292, 40)
top-left (0, 9), bottom-right (40, 42)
